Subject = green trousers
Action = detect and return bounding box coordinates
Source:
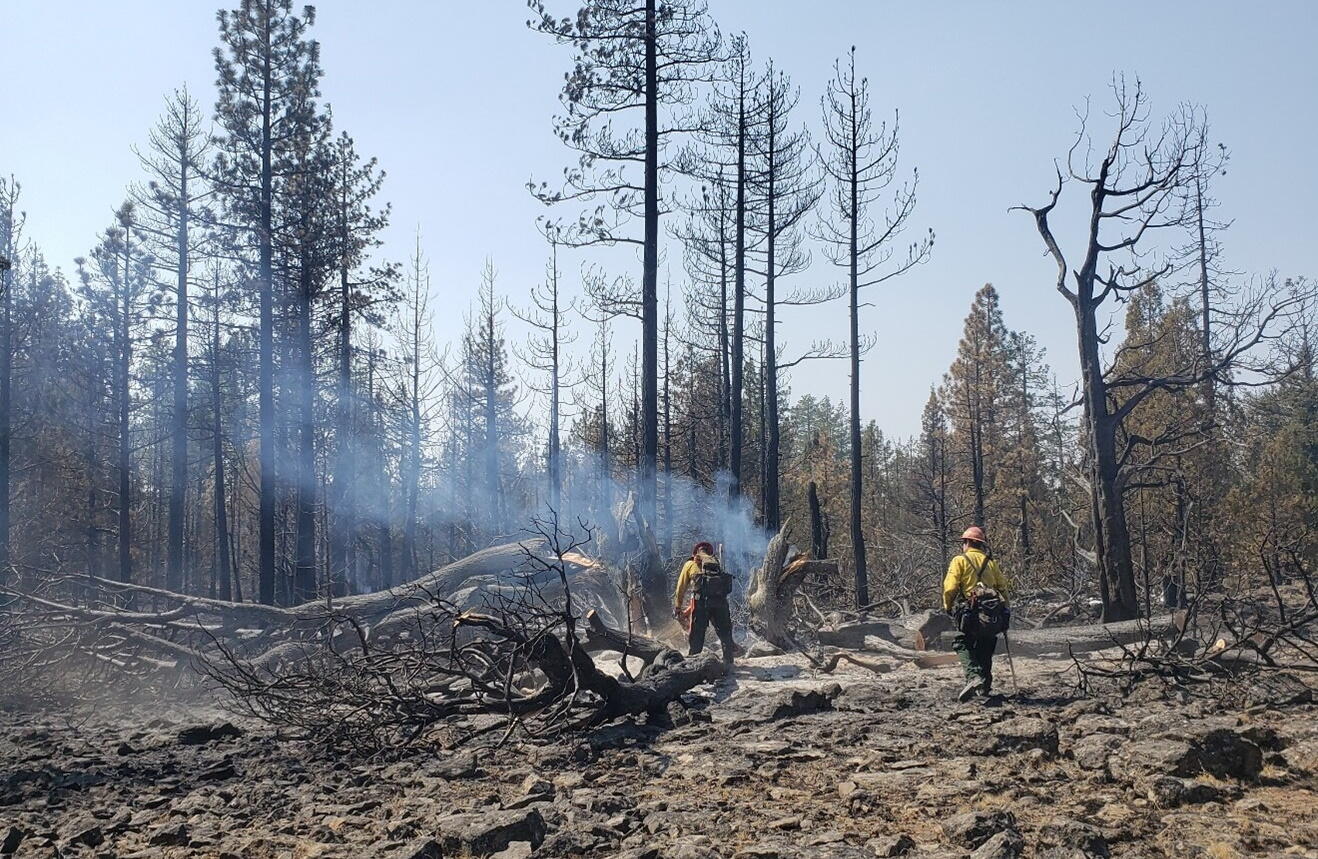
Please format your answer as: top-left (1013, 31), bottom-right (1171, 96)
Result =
top-left (952, 632), bottom-right (997, 691)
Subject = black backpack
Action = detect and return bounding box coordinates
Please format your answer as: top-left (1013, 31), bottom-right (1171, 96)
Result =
top-left (955, 554), bottom-right (1010, 638)
top-left (694, 556), bottom-right (733, 600)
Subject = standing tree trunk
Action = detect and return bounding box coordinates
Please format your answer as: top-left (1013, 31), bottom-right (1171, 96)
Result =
top-left (638, 0), bottom-right (659, 528)
top-left (0, 184), bottom-right (14, 580)
top-left (117, 219), bottom-right (135, 585)
top-left (166, 138), bottom-right (191, 594)
top-left (210, 276), bottom-right (234, 602)
top-left (847, 139), bottom-right (868, 607)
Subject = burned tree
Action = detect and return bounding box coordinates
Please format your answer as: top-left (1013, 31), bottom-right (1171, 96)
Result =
top-left (328, 131), bottom-right (393, 595)
top-left (1014, 79), bottom-right (1310, 621)
top-left (511, 226), bottom-right (577, 515)
top-left (749, 60), bottom-right (825, 531)
top-left (212, 0), bottom-right (323, 605)
top-left (0, 178), bottom-right (21, 579)
top-left (78, 204), bottom-right (158, 586)
top-left (131, 87), bottom-right (212, 595)
top-left (529, 0), bottom-right (720, 528)
top-left (814, 47), bottom-right (932, 607)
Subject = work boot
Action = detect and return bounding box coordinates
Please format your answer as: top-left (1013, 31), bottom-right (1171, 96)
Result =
top-left (980, 680), bottom-right (992, 697)
top-left (957, 680), bottom-right (980, 702)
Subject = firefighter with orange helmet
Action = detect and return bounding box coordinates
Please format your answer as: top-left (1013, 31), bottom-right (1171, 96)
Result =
top-left (943, 526), bottom-right (1011, 701)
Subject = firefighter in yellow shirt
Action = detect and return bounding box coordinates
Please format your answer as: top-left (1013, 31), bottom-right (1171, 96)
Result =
top-left (943, 526), bottom-right (1010, 701)
top-left (673, 542), bottom-right (735, 664)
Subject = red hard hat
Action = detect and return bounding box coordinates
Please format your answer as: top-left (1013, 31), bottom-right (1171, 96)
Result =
top-left (960, 526), bottom-right (986, 543)
top-left (693, 541), bottom-right (714, 557)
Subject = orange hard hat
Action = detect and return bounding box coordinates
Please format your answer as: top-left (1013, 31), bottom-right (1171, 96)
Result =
top-left (960, 526), bottom-right (986, 543)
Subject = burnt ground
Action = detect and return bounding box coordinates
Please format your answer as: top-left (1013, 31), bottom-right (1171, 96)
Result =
top-left (2, 653), bottom-right (1317, 859)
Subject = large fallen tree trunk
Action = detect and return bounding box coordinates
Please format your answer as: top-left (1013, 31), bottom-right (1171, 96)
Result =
top-left (933, 612), bottom-right (1190, 656)
top-left (2, 525), bottom-right (732, 749)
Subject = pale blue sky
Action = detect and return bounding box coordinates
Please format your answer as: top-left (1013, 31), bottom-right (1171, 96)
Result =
top-left (2, 1), bottom-right (1315, 438)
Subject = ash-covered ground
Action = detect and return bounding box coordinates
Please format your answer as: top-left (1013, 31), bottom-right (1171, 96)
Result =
top-left (2, 654), bottom-right (1316, 858)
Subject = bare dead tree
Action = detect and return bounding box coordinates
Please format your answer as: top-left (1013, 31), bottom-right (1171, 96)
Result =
top-left (813, 46), bottom-right (933, 608)
top-left (529, 0), bottom-right (721, 529)
top-left (511, 225), bottom-right (579, 514)
top-left (1013, 78), bottom-right (1312, 621)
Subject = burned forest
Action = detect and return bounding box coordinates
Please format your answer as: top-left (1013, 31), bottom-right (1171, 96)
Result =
top-left (1, 2), bottom-right (1316, 858)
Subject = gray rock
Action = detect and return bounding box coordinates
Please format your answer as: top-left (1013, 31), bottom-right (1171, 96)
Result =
top-left (867, 833), bottom-right (916, 856)
top-left (1146, 775), bottom-right (1222, 809)
top-left (1195, 728), bottom-right (1262, 780)
top-left (744, 640), bottom-right (784, 658)
top-left (971, 830), bottom-right (1025, 859)
top-left (1037, 818), bottom-right (1109, 857)
top-left (434, 807), bottom-right (546, 855)
top-left (1, 825), bottom-right (24, 854)
top-left (1283, 737), bottom-right (1318, 774)
top-left (176, 722), bottom-right (242, 745)
top-left (390, 839), bottom-right (441, 859)
top-left (745, 685), bottom-right (841, 723)
top-left (1071, 714), bottom-right (1132, 736)
top-left (149, 821), bottom-right (190, 847)
top-left (992, 717), bottom-right (1059, 756)
top-left (1071, 733), bottom-right (1123, 771)
top-left (941, 810), bottom-right (1018, 849)
top-left (491, 841), bottom-right (533, 859)
top-left (66, 821), bottom-right (104, 848)
top-left (1113, 738), bottom-right (1200, 781)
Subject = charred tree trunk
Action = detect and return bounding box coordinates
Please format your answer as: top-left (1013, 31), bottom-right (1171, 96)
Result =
top-left (807, 481), bottom-right (826, 561)
top-left (256, 19), bottom-right (278, 606)
top-left (293, 263), bottom-right (317, 603)
top-left (116, 223), bottom-right (134, 586)
top-left (166, 143), bottom-right (190, 594)
top-left (638, 0), bottom-right (659, 527)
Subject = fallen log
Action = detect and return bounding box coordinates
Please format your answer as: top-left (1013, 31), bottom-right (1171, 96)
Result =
top-left (581, 609), bottom-right (669, 664)
top-left (934, 612), bottom-right (1189, 656)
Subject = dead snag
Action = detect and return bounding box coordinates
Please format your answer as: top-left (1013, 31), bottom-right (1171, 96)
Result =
top-left (748, 519), bottom-right (839, 649)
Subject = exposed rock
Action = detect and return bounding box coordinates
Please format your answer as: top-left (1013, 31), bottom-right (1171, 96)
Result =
top-left (1070, 733), bottom-right (1123, 771)
top-left (1112, 738), bottom-right (1200, 780)
top-left (970, 829), bottom-right (1025, 859)
top-left (434, 807), bottom-right (546, 855)
top-left (149, 821), bottom-right (191, 847)
top-left (1283, 737), bottom-right (1318, 774)
top-left (65, 821), bottom-right (104, 848)
top-left (941, 810), bottom-right (1018, 849)
top-left (1, 826), bottom-right (25, 855)
top-left (867, 832), bottom-right (916, 856)
top-left (991, 717), bottom-right (1059, 756)
top-left (744, 640), bottom-right (784, 658)
top-left (197, 759), bottom-right (238, 781)
top-left (390, 839), bottom-right (441, 859)
top-left (491, 841), bottom-right (534, 859)
top-left (1146, 775), bottom-right (1222, 809)
top-left (1194, 728), bottom-right (1263, 780)
top-left (1036, 817), bottom-right (1109, 857)
top-left (744, 685), bottom-right (841, 723)
top-left (176, 722), bottom-right (243, 745)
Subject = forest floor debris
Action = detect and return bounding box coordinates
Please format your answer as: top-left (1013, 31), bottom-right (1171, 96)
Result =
top-left (2, 652), bottom-right (1316, 858)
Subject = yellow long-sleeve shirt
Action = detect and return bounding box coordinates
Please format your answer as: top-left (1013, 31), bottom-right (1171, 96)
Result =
top-left (673, 559), bottom-right (700, 609)
top-left (942, 548), bottom-right (1009, 612)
